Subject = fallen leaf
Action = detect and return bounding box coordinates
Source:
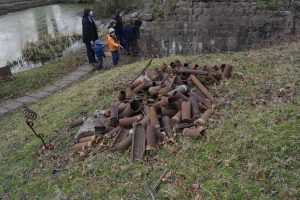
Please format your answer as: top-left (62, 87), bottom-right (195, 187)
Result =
top-left (162, 172), bottom-right (172, 182)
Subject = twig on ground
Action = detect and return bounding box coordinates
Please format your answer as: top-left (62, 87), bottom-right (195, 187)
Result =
top-left (143, 168), bottom-right (168, 200)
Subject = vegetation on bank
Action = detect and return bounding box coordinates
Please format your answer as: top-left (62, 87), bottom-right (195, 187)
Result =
top-left (0, 42), bottom-right (299, 199)
top-left (22, 33), bottom-right (81, 63)
top-left (0, 50), bottom-right (86, 103)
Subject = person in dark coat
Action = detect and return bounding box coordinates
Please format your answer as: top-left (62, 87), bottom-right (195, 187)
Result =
top-left (112, 9), bottom-right (124, 44)
top-left (123, 18), bottom-right (135, 55)
top-left (82, 8), bottom-right (99, 64)
top-left (132, 14), bottom-right (142, 55)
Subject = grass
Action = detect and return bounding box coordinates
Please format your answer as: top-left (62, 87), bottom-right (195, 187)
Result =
top-left (0, 49), bottom-right (86, 103)
top-left (0, 42), bottom-right (299, 199)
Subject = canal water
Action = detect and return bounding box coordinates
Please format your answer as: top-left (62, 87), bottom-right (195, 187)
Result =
top-left (0, 3), bottom-right (91, 73)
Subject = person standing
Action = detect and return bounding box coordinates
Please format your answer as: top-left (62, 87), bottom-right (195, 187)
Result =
top-left (123, 18), bottom-right (135, 56)
top-left (82, 8), bottom-right (99, 65)
top-left (112, 9), bottom-right (124, 45)
top-left (107, 28), bottom-right (123, 66)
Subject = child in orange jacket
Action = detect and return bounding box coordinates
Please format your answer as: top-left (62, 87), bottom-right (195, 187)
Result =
top-left (107, 28), bottom-right (123, 66)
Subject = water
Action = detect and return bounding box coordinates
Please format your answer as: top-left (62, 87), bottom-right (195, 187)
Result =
top-left (0, 3), bottom-right (89, 73)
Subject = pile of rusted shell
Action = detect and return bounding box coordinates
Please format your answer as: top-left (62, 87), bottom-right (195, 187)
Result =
top-left (69, 60), bottom-right (233, 161)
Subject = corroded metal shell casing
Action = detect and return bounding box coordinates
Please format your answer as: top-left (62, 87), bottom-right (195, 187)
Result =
top-left (181, 101), bottom-right (192, 123)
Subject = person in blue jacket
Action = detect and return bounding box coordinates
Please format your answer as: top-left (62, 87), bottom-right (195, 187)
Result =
top-left (92, 40), bottom-right (106, 70)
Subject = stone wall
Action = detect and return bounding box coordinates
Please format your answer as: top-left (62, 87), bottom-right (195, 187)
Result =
top-left (0, 0), bottom-right (91, 15)
top-left (141, 0), bottom-right (300, 57)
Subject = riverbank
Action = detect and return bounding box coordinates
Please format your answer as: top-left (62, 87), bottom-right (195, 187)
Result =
top-left (0, 42), bottom-right (299, 199)
top-left (0, 48), bottom-right (86, 104)
top-left (0, 0), bottom-right (92, 16)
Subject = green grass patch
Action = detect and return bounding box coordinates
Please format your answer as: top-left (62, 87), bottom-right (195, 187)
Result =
top-left (0, 50), bottom-right (86, 103)
top-left (0, 43), bottom-right (299, 199)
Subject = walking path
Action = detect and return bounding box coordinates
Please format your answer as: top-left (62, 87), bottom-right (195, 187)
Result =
top-left (0, 64), bottom-right (94, 117)
top-left (0, 53), bottom-right (139, 117)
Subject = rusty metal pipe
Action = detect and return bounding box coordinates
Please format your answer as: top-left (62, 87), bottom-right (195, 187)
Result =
top-left (181, 101), bottom-right (192, 123)
top-left (222, 64), bottom-right (233, 80)
top-left (189, 96), bottom-right (201, 118)
top-left (160, 107), bottom-right (177, 117)
top-left (117, 102), bottom-right (127, 114)
top-left (130, 78), bottom-right (143, 90)
top-left (171, 90), bottom-right (189, 101)
top-left (69, 117), bottom-right (85, 128)
top-left (195, 109), bottom-right (214, 126)
top-left (114, 134), bottom-right (132, 152)
top-left (167, 85), bottom-right (188, 96)
top-left (171, 111), bottom-right (181, 124)
top-left (139, 114), bottom-right (149, 128)
top-left (133, 79), bottom-right (151, 93)
top-left (162, 116), bottom-right (173, 137)
top-left (154, 97), bottom-right (170, 108)
top-left (120, 100), bottom-right (142, 118)
top-left (110, 105), bottom-right (118, 127)
top-left (146, 124), bottom-right (156, 150)
top-left (119, 114), bottom-right (143, 127)
top-left (105, 126), bottom-right (122, 139)
top-left (189, 75), bottom-right (215, 102)
top-left (183, 126), bottom-right (205, 137)
top-left (149, 106), bottom-right (160, 128)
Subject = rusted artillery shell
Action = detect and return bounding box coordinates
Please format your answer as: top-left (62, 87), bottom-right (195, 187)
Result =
top-left (117, 102), bottom-right (127, 114)
top-left (203, 66), bottom-right (222, 81)
top-left (171, 111), bottom-right (182, 124)
top-left (162, 116), bottom-right (173, 137)
top-left (198, 102), bottom-right (208, 112)
top-left (119, 114), bottom-right (143, 127)
top-left (133, 79), bottom-right (151, 93)
top-left (149, 106), bottom-right (160, 128)
top-left (154, 97), bottom-right (170, 108)
top-left (155, 129), bottom-right (165, 141)
top-left (189, 75), bottom-right (215, 102)
top-left (158, 87), bottom-right (172, 95)
top-left (94, 121), bottom-right (106, 134)
top-left (146, 69), bottom-right (159, 81)
top-left (192, 92), bottom-right (209, 106)
top-left (118, 90), bottom-right (126, 101)
top-left (69, 117), bottom-right (85, 128)
top-left (195, 109), bottom-right (214, 126)
top-left (159, 107), bottom-right (177, 117)
top-left (148, 86), bottom-right (161, 96)
top-left (189, 96), bottom-right (201, 118)
top-left (183, 126), bottom-right (205, 137)
top-left (131, 123), bottom-right (146, 162)
top-left (130, 78), bottom-right (143, 90)
top-left (146, 124), bottom-right (156, 150)
top-left (167, 85), bottom-right (188, 96)
top-left (120, 100), bottom-right (142, 118)
top-left (222, 64), bottom-right (233, 79)
top-left (105, 126), bottom-right (122, 138)
top-left (112, 128), bottom-right (127, 147)
top-left (79, 135), bottom-right (96, 143)
top-left (206, 73), bottom-right (219, 84)
top-left (175, 68), bottom-right (207, 75)
top-left (73, 141), bottom-right (93, 151)
top-left (114, 135), bottom-right (132, 152)
top-left (110, 106), bottom-right (119, 127)
top-left (171, 90), bottom-right (189, 101)
top-left (181, 101), bottom-right (192, 123)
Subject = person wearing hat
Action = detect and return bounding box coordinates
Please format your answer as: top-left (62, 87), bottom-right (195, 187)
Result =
top-left (82, 8), bottom-right (98, 65)
top-left (107, 28), bottom-right (123, 66)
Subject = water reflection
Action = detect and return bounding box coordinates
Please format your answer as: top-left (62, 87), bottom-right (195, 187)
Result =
top-left (0, 4), bottom-right (86, 72)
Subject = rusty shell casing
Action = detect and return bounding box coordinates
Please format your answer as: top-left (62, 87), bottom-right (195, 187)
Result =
top-left (155, 129), bottom-right (165, 141)
top-left (146, 124), bottom-right (157, 150)
top-left (171, 111), bottom-right (182, 124)
top-left (114, 134), bottom-right (132, 152)
top-left (143, 104), bottom-right (150, 114)
top-left (189, 96), bottom-right (201, 118)
top-left (203, 66), bottom-right (221, 80)
top-left (191, 92), bottom-right (209, 106)
top-left (162, 116), bottom-right (173, 138)
top-left (167, 85), bottom-right (188, 96)
top-left (133, 79), bottom-right (151, 93)
top-left (160, 107), bottom-right (177, 117)
top-left (195, 109), bottom-right (214, 126)
top-left (120, 100), bottom-right (142, 118)
top-left (69, 116), bottom-right (85, 128)
top-left (206, 73), bottom-right (219, 84)
top-left (153, 97), bottom-right (170, 108)
top-left (73, 141), bottom-right (93, 151)
top-left (148, 86), bottom-right (161, 96)
top-left (104, 126), bottom-right (122, 139)
top-left (118, 90), bottom-right (126, 101)
top-left (183, 126), bottom-right (205, 137)
top-left (149, 106), bottom-right (160, 128)
top-left (94, 121), bottom-right (106, 134)
top-left (117, 102), bottom-right (127, 114)
top-left (222, 64), bottom-right (233, 80)
top-left (146, 69), bottom-right (160, 81)
top-left (111, 128), bottom-right (127, 147)
top-left (171, 90), bottom-right (189, 101)
top-left (131, 123), bottom-right (146, 162)
top-left (198, 102), bottom-right (208, 112)
top-left (181, 101), bottom-right (192, 123)
top-left (175, 68), bottom-right (207, 75)
top-left (79, 135), bottom-right (96, 143)
top-left (119, 114), bottom-right (143, 128)
top-left (189, 75), bottom-right (215, 102)
top-left (110, 105), bottom-right (119, 127)
top-left (129, 78), bottom-right (143, 90)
